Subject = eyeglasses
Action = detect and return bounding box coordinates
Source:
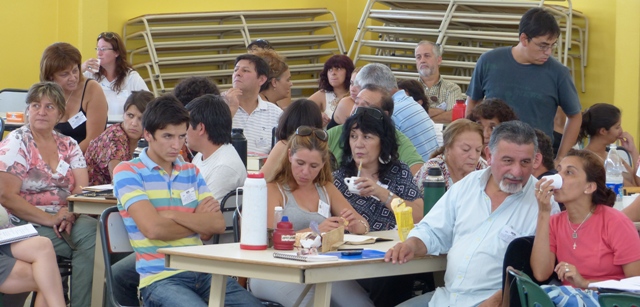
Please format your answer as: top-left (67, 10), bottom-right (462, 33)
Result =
top-left (95, 47), bottom-right (114, 52)
top-left (353, 107), bottom-right (384, 121)
top-left (295, 126), bottom-right (328, 142)
top-left (98, 32), bottom-right (116, 40)
top-left (531, 41), bottom-right (558, 52)
top-left (29, 103), bottom-right (57, 112)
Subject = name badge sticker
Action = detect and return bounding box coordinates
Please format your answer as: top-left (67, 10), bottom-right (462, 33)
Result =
top-left (499, 225), bottom-right (519, 243)
top-left (180, 188), bottom-right (197, 206)
top-left (68, 112), bottom-right (87, 129)
top-left (318, 199), bottom-right (331, 218)
top-left (56, 160), bottom-right (70, 176)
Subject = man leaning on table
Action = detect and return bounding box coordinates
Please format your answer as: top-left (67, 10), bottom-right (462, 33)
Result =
top-left (386, 121), bottom-right (560, 307)
top-left (113, 95), bottom-right (261, 307)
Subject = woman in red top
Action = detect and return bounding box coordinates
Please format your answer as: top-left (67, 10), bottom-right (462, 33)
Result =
top-left (531, 149), bottom-right (640, 291)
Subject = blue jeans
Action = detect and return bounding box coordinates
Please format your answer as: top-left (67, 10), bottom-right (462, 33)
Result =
top-left (140, 271), bottom-right (262, 307)
top-left (111, 253), bottom-right (139, 306)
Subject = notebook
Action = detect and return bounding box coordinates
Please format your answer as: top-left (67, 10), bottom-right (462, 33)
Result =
top-left (0, 224), bottom-right (39, 245)
top-left (273, 252), bottom-right (339, 262)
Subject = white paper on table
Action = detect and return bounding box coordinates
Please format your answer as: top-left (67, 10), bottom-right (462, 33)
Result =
top-left (589, 276), bottom-right (640, 292)
top-left (82, 184), bottom-right (114, 192)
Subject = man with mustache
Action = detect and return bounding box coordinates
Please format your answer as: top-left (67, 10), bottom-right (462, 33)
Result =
top-left (415, 41), bottom-right (463, 124)
top-left (386, 120), bottom-right (560, 307)
top-left (465, 8), bottom-right (582, 165)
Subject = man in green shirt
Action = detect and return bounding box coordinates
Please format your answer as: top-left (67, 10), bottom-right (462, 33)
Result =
top-left (328, 84), bottom-right (424, 175)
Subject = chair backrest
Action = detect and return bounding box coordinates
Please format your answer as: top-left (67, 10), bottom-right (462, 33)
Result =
top-left (0, 117), bottom-right (4, 141)
top-left (233, 204), bottom-right (243, 243)
top-left (212, 190), bottom-right (243, 244)
top-left (598, 293), bottom-right (640, 307)
top-left (0, 89), bottom-right (28, 113)
top-left (100, 206), bottom-right (134, 307)
top-left (507, 267), bottom-right (555, 307)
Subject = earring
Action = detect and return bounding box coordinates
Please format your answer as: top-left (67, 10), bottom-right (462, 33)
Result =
top-left (346, 155), bottom-right (353, 163)
top-left (378, 156), bottom-right (390, 164)
top-left (584, 190), bottom-right (588, 194)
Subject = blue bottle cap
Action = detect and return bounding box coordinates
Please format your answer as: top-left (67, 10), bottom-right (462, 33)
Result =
top-left (281, 216), bottom-right (289, 222)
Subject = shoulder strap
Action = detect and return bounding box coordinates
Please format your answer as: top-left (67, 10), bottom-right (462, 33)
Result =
top-left (80, 79), bottom-right (90, 111)
top-left (321, 185), bottom-right (331, 207)
top-left (277, 183), bottom-right (288, 205)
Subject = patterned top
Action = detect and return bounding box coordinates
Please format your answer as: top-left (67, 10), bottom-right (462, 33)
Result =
top-left (85, 123), bottom-right (133, 186)
top-left (414, 153), bottom-right (488, 193)
top-left (419, 75), bottom-right (463, 111)
top-left (333, 161), bottom-right (420, 231)
top-left (232, 95), bottom-right (283, 155)
top-left (114, 148), bottom-right (212, 288)
top-left (0, 125), bottom-right (86, 208)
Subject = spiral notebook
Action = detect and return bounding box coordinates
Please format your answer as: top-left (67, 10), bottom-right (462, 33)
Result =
top-left (273, 252), bottom-right (338, 262)
top-left (0, 224), bottom-right (38, 245)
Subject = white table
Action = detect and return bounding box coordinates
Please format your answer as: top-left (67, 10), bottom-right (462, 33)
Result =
top-left (159, 230), bottom-right (446, 307)
top-left (67, 195), bottom-right (117, 307)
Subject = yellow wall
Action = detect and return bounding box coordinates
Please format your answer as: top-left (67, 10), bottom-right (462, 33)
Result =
top-left (2, 0), bottom-right (639, 138)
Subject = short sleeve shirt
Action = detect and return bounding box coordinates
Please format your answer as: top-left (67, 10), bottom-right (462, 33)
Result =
top-left (419, 76), bottom-right (463, 111)
top-left (0, 125), bottom-right (86, 207)
top-left (232, 96), bottom-right (282, 155)
top-left (85, 123), bottom-right (132, 186)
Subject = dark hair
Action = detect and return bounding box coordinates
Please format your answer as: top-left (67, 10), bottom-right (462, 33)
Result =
top-left (318, 55), bottom-right (355, 92)
top-left (235, 54), bottom-right (271, 92)
top-left (173, 77), bottom-right (220, 106)
top-left (468, 98), bottom-right (518, 123)
top-left (397, 79), bottom-right (428, 113)
top-left (430, 119), bottom-right (483, 159)
top-left (247, 39), bottom-right (273, 52)
top-left (40, 42), bottom-right (84, 83)
top-left (534, 129), bottom-right (555, 172)
top-left (185, 94), bottom-right (232, 145)
top-left (340, 106), bottom-right (398, 178)
top-left (93, 32), bottom-right (133, 93)
top-left (123, 91), bottom-right (154, 114)
top-left (488, 120), bottom-right (538, 156)
top-left (565, 149), bottom-right (616, 207)
top-left (519, 8), bottom-right (561, 40)
top-left (360, 84), bottom-right (395, 116)
top-left (275, 99), bottom-right (323, 141)
top-left (578, 103), bottom-right (620, 141)
top-left (142, 95), bottom-right (190, 136)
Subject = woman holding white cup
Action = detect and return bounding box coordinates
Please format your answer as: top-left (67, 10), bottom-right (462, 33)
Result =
top-left (332, 106), bottom-right (423, 231)
top-left (82, 32), bottom-right (149, 117)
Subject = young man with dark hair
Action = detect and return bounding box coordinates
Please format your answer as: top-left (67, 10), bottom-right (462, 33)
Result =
top-left (465, 7), bottom-right (582, 165)
top-left (173, 77), bottom-right (220, 106)
top-left (113, 95), bottom-right (261, 307)
top-left (533, 128), bottom-right (557, 179)
top-left (186, 94), bottom-right (246, 201)
top-left (223, 54), bottom-right (282, 155)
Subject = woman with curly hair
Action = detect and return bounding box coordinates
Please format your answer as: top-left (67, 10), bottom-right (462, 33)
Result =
top-left (252, 49), bottom-right (293, 109)
top-left (309, 55), bottom-right (354, 126)
top-left (467, 98), bottom-right (518, 159)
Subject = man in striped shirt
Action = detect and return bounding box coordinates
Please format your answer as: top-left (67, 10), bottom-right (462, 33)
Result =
top-left (224, 54), bottom-right (283, 155)
top-left (113, 96), bottom-right (261, 306)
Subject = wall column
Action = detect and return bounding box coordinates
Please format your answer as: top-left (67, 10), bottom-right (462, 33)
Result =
top-left (613, 0), bottom-right (640, 139)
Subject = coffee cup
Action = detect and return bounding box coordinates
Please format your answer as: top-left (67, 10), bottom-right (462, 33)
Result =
top-left (343, 177), bottom-right (360, 194)
top-left (541, 173), bottom-right (562, 189)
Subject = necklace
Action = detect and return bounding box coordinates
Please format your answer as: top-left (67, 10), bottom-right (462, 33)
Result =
top-left (64, 90), bottom-right (75, 105)
top-left (567, 211), bottom-right (592, 249)
top-left (262, 93), bottom-right (271, 103)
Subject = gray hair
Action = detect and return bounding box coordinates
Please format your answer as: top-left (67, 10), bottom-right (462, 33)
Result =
top-left (416, 40), bottom-right (442, 58)
top-left (355, 63), bottom-right (397, 92)
top-left (488, 120), bottom-right (538, 156)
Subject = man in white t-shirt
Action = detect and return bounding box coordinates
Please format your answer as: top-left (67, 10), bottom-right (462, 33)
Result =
top-left (223, 54), bottom-right (282, 155)
top-left (185, 94), bottom-right (247, 201)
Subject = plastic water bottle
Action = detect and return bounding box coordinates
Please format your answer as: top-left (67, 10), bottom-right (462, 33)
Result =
top-left (231, 128), bottom-right (247, 168)
top-left (605, 144), bottom-right (624, 209)
top-left (240, 173), bottom-right (268, 250)
top-left (451, 99), bottom-right (466, 121)
top-left (273, 206), bottom-right (283, 229)
top-left (423, 167), bottom-right (445, 216)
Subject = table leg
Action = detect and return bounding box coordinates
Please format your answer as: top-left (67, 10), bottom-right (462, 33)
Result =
top-left (312, 283), bottom-right (332, 307)
top-left (207, 274), bottom-right (227, 307)
top-left (90, 223), bottom-right (105, 307)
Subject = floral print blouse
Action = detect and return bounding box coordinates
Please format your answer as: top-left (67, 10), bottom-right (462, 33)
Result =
top-left (413, 153), bottom-right (488, 194)
top-left (0, 125), bottom-right (86, 207)
top-left (85, 123), bottom-right (132, 186)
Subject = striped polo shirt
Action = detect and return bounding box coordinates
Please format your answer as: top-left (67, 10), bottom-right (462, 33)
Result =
top-left (113, 148), bottom-right (212, 288)
top-left (232, 95), bottom-right (282, 155)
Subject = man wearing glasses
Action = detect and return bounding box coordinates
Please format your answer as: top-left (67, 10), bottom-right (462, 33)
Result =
top-left (465, 8), bottom-right (581, 165)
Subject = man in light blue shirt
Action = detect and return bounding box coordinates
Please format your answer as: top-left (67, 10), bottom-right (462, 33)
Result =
top-left (386, 121), bottom-right (560, 307)
top-left (356, 63), bottom-right (439, 161)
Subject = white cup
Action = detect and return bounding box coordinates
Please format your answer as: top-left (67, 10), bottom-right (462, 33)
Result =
top-left (343, 177), bottom-right (360, 194)
top-left (541, 173), bottom-right (563, 189)
top-left (90, 59), bottom-right (101, 73)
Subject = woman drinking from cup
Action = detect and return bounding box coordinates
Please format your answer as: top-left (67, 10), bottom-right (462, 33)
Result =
top-left (85, 91), bottom-right (155, 185)
top-left (414, 119), bottom-right (487, 192)
top-left (0, 82), bottom-right (97, 307)
top-left (40, 42), bottom-right (108, 152)
top-left (82, 32), bottom-right (150, 116)
top-left (333, 107), bottom-right (423, 230)
top-left (531, 149), bottom-right (640, 304)
top-left (249, 126), bottom-right (372, 306)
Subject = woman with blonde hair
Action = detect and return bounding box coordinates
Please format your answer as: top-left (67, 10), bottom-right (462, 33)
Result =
top-left (40, 42), bottom-right (108, 152)
top-left (414, 119), bottom-right (487, 192)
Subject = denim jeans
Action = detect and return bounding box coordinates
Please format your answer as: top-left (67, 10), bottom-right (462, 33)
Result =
top-left (140, 271), bottom-right (262, 307)
top-left (111, 253), bottom-right (139, 306)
